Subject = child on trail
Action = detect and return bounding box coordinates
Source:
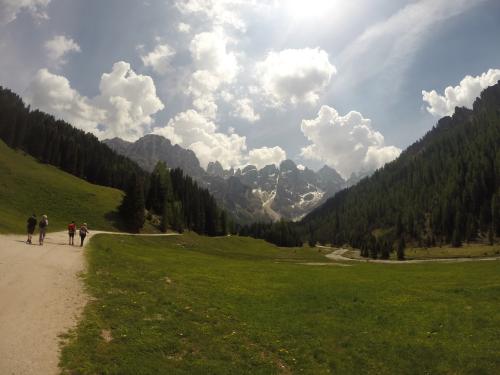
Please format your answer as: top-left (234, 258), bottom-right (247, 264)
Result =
top-left (79, 223), bottom-right (89, 247)
top-left (68, 221), bottom-right (76, 245)
top-left (39, 214), bottom-right (48, 245)
top-left (26, 214), bottom-right (37, 244)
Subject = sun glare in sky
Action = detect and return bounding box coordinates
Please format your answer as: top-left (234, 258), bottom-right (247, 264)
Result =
top-left (283, 0), bottom-right (336, 20)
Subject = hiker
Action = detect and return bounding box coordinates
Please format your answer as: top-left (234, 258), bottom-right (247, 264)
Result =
top-left (68, 221), bottom-right (76, 245)
top-left (26, 213), bottom-right (37, 244)
top-left (39, 214), bottom-right (48, 245)
top-left (79, 223), bottom-right (89, 247)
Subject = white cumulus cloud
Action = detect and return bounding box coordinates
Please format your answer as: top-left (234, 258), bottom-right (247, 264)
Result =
top-left (232, 98), bottom-right (260, 123)
top-left (141, 43), bottom-right (175, 75)
top-left (300, 105), bottom-right (401, 178)
top-left (95, 61), bottom-right (165, 140)
top-left (247, 146), bottom-right (286, 169)
top-left (0, 0), bottom-right (51, 25)
top-left (44, 35), bottom-right (81, 67)
top-left (187, 30), bottom-right (239, 118)
top-left (256, 48), bottom-right (336, 107)
top-left (189, 30), bottom-right (238, 81)
top-left (153, 109), bottom-right (247, 169)
top-left (25, 68), bottom-right (105, 132)
top-left (176, 0), bottom-right (247, 31)
top-left (25, 61), bottom-right (164, 141)
top-left (178, 22), bottom-right (191, 33)
top-left (422, 68), bottom-right (500, 117)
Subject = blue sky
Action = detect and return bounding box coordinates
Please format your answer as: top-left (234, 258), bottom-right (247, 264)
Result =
top-left (1, 0), bottom-right (499, 177)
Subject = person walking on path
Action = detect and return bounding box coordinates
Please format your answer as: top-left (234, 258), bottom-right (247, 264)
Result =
top-left (68, 221), bottom-right (76, 245)
top-left (26, 214), bottom-right (37, 244)
top-left (38, 215), bottom-right (48, 245)
top-left (79, 223), bottom-right (89, 247)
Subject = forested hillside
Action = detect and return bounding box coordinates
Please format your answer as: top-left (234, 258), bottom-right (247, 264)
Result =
top-left (0, 87), bottom-right (145, 190)
top-left (302, 81), bottom-right (500, 252)
top-left (0, 86), bottom-right (230, 236)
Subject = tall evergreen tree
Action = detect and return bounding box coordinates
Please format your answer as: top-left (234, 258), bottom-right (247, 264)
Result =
top-left (397, 237), bottom-right (406, 261)
top-left (120, 174), bottom-right (146, 233)
top-left (491, 192), bottom-right (500, 236)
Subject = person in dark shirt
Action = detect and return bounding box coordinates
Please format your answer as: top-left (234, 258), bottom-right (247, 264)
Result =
top-left (26, 214), bottom-right (37, 244)
top-left (79, 223), bottom-right (89, 247)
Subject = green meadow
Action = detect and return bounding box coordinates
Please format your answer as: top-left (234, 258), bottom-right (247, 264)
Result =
top-left (61, 233), bottom-right (500, 374)
top-left (0, 140), bottom-right (123, 233)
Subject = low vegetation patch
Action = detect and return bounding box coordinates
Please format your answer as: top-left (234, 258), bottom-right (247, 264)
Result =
top-left (61, 233), bottom-right (500, 374)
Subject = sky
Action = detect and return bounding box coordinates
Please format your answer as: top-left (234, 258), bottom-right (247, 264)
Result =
top-left (1, 0), bottom-right (500, 178)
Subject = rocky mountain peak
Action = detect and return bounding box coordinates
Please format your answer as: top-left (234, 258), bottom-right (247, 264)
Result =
top-left (207, 161), bottom-right (224, 177)
top-left (105, 134), bottom-right (348, 222)
top-left (279, 159), bottom-right (298, 172)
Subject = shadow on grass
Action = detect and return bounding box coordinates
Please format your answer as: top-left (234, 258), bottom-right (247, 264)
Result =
top-left (104, 210), bottom-right (127, 232)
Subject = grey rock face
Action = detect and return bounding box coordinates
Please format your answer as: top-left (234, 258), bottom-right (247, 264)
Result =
top-left (104, 135), bottom-right (347, 222)
top-left (104, 134), bottom-right (204, 178)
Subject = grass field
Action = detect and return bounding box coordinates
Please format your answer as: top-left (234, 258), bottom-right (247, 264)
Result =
top-left (0, 140), bottom-right (123, 233)
top-left (61, 233), bottom-right (500, 374)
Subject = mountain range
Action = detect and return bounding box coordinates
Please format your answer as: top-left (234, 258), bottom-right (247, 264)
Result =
top-left (104, 134), bottom-right (349, 222)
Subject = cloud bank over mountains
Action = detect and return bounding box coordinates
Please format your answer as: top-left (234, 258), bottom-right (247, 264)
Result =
top-left (3, 0), bottom-right (497, 175)
top-left (301, 106), bottom-right (401, 178)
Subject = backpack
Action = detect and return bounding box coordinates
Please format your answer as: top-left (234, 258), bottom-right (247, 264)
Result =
top-left (68, 223), bottom-right (76, 232)
top-left (39, 219), bottom-right (47, 228)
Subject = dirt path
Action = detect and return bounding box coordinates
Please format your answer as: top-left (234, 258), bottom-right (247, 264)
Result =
top-left (0, 230), bottom-right (178, 375)
top-left (322, 247), bottom-right (500, 264)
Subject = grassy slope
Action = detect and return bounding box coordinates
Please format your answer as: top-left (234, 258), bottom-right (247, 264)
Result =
top-left (0, 140), bottom-right (123, 233)
top-left (61, 233), bottom-right (500, 374)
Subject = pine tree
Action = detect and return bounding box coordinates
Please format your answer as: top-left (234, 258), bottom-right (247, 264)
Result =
top-left (488, 226), bottom-right (494, 246)
top-left (491, 192), bottom-right (500, 236)
top-left (380, 240), bottom-right (390, 260)
top-left (395, 213), bottom-right (403, 236)
top-left (397, 237), bottom-right (406, 260)
top-left (219, 210), bottom-right (228, 236)
top-left (119, 174), bottom-right (146, 233)
top-left (368, 236), bottom-right (378, 259)
top-left (308, 224), bottom-right (315, 247)
top-left (160, 201), bottom-right (173, 233)
top-left (171, 201), bottom-right (184, 233)
top-left (451, 228), bottom-right (462, 248)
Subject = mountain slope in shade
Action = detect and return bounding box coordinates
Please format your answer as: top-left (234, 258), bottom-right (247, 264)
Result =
top-left (301, 80), bottom-right (500, 248)
top-left (105, 134), bottom-right (347, 222)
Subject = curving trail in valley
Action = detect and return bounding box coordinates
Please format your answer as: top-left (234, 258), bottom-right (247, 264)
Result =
top-left (320, 246), bottom-right (500, 264)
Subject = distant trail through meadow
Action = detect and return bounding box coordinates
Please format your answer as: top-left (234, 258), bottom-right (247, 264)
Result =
top-left (0, 230), bottom-right (178, 375)
top-left (320, 246), bottom-right (500, 264)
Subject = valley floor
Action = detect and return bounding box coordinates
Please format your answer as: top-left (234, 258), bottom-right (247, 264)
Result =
top-left (60, 233), bottom-right (500, 374)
